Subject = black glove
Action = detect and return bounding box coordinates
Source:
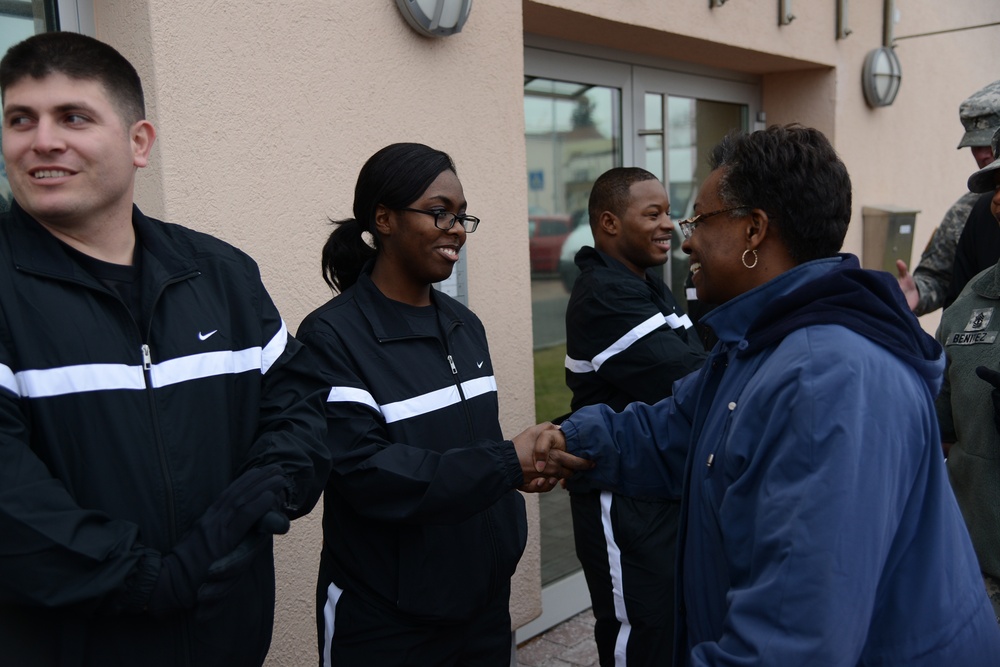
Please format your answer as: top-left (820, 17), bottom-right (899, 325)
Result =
top-left (975, 366), bottom-right (1000, 434)
top-left (147, 464), bottom-right (287, 616)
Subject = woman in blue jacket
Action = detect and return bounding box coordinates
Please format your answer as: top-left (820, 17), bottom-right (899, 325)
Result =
top-left (298, 143), bottom-right (563, 666)
top-left (536, 125), bottom-right (1000, 665)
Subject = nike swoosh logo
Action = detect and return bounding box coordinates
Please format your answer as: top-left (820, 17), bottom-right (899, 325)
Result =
top-left (477, 361), bottom-right (484, 368)
top-left (198, 330), bottom-right (218, 341)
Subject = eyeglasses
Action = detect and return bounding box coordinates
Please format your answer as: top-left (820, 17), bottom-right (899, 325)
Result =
top-left (398, 207), bottom-right (481, 233)
top-left (677, 206), bottom-right (749, 240)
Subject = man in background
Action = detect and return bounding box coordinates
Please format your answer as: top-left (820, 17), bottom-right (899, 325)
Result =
top-left (897, 79), bottom-right (1000, 314)
top-left (564, 167), bottom-right (706, 666)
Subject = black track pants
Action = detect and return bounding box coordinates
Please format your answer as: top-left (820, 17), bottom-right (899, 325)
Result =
top-left (317, 575), bottom-right (512, 667)
top-left (570, 490), bottom-right (679, 667)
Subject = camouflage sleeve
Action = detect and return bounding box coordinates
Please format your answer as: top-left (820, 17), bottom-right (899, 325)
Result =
top-left (911, 191), bottom-right (979, 315)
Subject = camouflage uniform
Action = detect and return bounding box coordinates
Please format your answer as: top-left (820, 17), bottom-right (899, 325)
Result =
top-left (911, 79), bottom-right (1000, 315)
top-left (912, 191), bottom-right (979, 315)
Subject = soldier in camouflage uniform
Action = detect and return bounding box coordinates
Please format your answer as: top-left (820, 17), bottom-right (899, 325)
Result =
top-left (936, 133), bottom-right (1000, 622)
top-left (897, 79), bottom-right (1000, 315)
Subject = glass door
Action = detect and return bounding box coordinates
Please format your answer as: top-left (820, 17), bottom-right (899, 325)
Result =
top-left (633, 67), bottom-right (758, 316)
top-left (519, 47), bottom-right (760, 642)
top-left (524, 72), bottom-right (623, 587)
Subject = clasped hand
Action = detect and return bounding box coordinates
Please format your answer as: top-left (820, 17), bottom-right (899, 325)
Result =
top-left (512, 422), bottom-right (594, 493)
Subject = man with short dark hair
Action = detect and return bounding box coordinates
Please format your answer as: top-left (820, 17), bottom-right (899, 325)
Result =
top-left (564, 167), bottom-right (705, 666)
top-left (0, 31), bottom-right (330, 666)
top-left (945, 126), bottom-right (1000, 307)
top-left (897, 79), bottom-right (1000, 314)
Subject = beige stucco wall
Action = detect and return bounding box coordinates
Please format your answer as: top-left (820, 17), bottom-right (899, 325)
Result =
top-left (86, 0), bottom-right (1000, 663)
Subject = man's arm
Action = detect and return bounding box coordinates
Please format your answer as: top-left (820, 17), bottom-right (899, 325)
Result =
top-left (0, 371), bottom-right (292, 616)
top-left (540, 369), bottom-right (700, 498)
top-left (297, 324), bottom-right (581, 523)
top-left (240, 281), bottom-right (331, 519)
top-left (0, 385), bottom-right (151, 610)
top-left (908, 191), bottom-right (978, 315)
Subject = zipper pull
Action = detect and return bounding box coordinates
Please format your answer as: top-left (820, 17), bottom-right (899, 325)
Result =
top-left (447, 354), bottom-right (458, 375)
top-left (141, 344), bottom-right (152, 371)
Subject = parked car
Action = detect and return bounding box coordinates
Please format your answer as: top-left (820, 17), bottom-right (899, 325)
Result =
top-left (528, 214), bottom-right (571, 274)
top-left (557, 223), bottom-right (594, 291)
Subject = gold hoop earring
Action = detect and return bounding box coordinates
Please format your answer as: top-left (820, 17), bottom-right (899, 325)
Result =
top-left (742, 249), bottom-right (758, 269)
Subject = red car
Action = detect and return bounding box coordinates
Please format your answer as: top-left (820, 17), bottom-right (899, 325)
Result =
top-left (528, 215), bottom-right (571, 274)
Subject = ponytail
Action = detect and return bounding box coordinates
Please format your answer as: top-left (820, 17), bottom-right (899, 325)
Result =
top-left (321, 217), bottom-right (377, 292)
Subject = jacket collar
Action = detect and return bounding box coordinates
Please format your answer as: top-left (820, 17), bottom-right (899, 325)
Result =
top-left (351, 261), bottom-right (464, 341)
top-left (972, 260), bottom-right (1000, 300)
top-left (576, 245), bottom-right (665, 293)
top-left (7, 200), bottom-right (198, 286)
top-left (701, 256), bottom-right (841, 345)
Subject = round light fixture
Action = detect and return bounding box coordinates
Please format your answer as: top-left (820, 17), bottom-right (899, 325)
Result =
top-left (396, 0), bottom-right (472, 38)
top-left (862, 46), bottom-right (902, 108)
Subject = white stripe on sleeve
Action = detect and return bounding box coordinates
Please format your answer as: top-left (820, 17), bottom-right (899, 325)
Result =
top-left (261, 320), bottom-right (288, 374)
top-left (565, 311), bottom-right (693, 374)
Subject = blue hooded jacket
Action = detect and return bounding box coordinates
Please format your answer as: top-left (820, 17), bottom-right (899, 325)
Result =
top-left (562, 255), bottom-right (1000, 666)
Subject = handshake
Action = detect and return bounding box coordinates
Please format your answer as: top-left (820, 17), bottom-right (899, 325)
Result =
top-left (512, 422), bottom-right (595, 493)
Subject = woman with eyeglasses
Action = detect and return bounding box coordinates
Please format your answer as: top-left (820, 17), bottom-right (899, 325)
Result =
top-left (297, 142), bottom-right (573, 666)
top-left (535, 125), bottom-right (1000, 665)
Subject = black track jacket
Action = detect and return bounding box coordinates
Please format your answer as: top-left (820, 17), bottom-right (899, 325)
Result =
top-left (298, 267), bottom-right (527, 624)
top-left (0, 202), bottom-right (330, 666)
top-left (564, 247), bottom-right (706, 494)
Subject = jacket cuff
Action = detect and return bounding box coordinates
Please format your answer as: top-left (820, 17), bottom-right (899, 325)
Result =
top-left (499, 440), bottom-right (524, 488)
top-left (560, 419), bottom-right (581, 454)
top-left (121, 549), bottom-right (162, 614)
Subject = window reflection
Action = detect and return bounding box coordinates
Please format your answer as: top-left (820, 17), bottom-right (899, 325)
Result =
top-left (525, 78), bottom-right (621, 395)
top-left (525, 76), bottom-right (622, 586)
top-left (667, 96), bottom-right (747, 313)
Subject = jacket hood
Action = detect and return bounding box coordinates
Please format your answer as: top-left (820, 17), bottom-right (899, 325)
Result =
top-left (740, 254), bottom-right (944, 393)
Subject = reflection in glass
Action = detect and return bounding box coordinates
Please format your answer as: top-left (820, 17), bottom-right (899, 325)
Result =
top-left (524, 77), bottom-right (621, 353)
top-left (667, 96), bottom-right (746, 313)
top-left (525, 76), bottom-right (622, 586)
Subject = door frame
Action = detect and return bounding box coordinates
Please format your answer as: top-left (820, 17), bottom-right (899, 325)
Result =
top-left (520, 44), bottom-right (762, 643)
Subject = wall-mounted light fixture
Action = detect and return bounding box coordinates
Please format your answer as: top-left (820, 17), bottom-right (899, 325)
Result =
top-left (862, 0), bottom-right (901, 107)
top-left (862, 46), bottom-right (902, 107)
top-left (778, 0), bottom-right (795, 25)
top-left (709, 0), bottom-right (727, 8)
top-left (396, 0), bottom-right (472, 38)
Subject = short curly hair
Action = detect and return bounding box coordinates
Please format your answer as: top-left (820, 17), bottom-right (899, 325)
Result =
top-left (709, 125), bottom-right (852, 264)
